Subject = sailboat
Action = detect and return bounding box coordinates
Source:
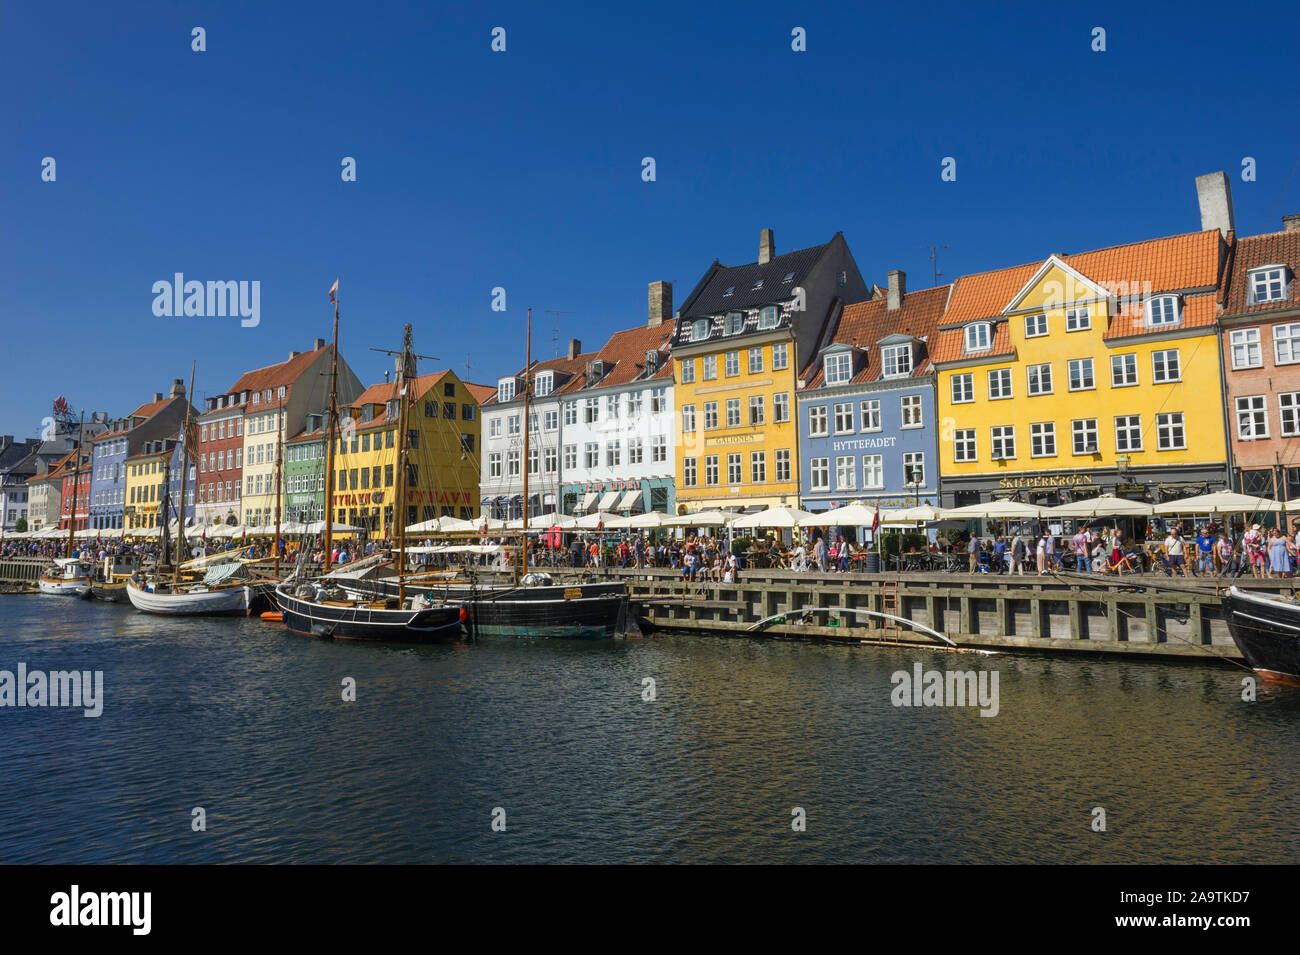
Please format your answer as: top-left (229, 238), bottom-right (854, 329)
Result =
top-left (274, 289), bottom-right (466, 642)
top-left (38, 412), bottom-right (93, 597)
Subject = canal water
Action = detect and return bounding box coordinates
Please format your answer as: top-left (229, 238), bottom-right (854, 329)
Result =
top-left (1, 594), bottom-right (1297, 864)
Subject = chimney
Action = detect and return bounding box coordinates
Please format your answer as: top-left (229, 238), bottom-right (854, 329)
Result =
top-left (648, 281), bottom-right (672, 327)
top-left (887, 270), bottom-right (906, 311)
top-left (1283, 214), bottom-right (1300, 233)
top-left (759, 228), bottom-right (775, 265)
top-left (289, 351), bottom-right (301, 359)
top-left (567, 338), bottom-right (581, 360)
top-left (1195, 171), bottom-right (1235, 238)
top-left (170, 378), bottom-right (185, 398)
top-left (154, 393), bottom-right (164, 402)
top-left (314, 337), bottom-right (326, 350)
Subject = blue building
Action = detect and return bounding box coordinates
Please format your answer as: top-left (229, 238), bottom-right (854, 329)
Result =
top-left (797, 273), bottom-right (948, 526)
top-left (89, 381), bottom-right (192, 532)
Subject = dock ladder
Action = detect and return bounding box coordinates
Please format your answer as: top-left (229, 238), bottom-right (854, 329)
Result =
top-left (880, 577), bottom-right (901, 636)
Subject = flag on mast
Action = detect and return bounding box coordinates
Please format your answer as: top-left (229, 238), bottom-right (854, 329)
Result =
top-left (871, 505), bottom-right (880, 534)
top-left (329, 278), bottom-right (339, 305)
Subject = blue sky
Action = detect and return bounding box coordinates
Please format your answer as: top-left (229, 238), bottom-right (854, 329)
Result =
top-left (3, 0), bottom-right (1298, 434)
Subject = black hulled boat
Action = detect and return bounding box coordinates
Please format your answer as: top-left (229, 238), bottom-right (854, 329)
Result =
top-left (1222, 586), bottom-right (1300, 686)
top-left (274, 580), bottom-right (465, 642)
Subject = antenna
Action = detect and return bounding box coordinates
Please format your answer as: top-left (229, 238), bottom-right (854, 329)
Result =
top-left (544, 310), bottom-right (574, 359)
top-left (462, 352), bottom-right (476, 378)
top-left (917, 245), bottom-right (949, 287)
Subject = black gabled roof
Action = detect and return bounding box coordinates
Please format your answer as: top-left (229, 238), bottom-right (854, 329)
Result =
top-left (677, 236), bottom-right (838, 318)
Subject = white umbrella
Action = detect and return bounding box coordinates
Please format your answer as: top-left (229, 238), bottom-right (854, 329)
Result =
top-left (882, 503), bottom-right (946, 523)
top-left (405, 518), bottom-right (443, 534)
top-left (1153, 489), bottom-right (1287, 515)
top-left (303, 520), bottom-right (364, 534)
top-left (474, 515), bottom-right (506, 532)
top-left (606, 511), bottom-right (669, 529)
top-left (574, 511), bottom-right (619, 529)
top-left (1044, 494), bottom-right (1154, 518)
top-left (528, 511), bottom-right (577, 529)
top-left (729, 506), bottom-right (819, 529)
top-left (662, 510), bottom-right (734, 527)
top-left (817, 502), bottom-right (880, 526)
top-left (940, 500), bottom-right (1045, 520)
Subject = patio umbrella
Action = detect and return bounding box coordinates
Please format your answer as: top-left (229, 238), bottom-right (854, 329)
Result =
top-left (302, 520), bottom-right (363, 535)
top-left (1044, 494), bottom-right (1154, 518)
top-left (662, 510), bottom-right (734, 527)
top-left (729, 506), bottom-right (819, 529)
top-left (528, 511), bottom-right (577, 529)
top-left (606, 511), bottom-right (669, 529)
top-left (1152, 489), bottom-right (1287, 515)
top-left (574, 511), bottom-right (619, 529)
top-left (818, 502), bottom-right (882, 526)
top-left (940, 500), bottom-right (1046, 520)
top-left (882, 503), bottom-right (945, 523)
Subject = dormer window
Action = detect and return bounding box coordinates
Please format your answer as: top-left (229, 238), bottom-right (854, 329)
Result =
top-left (881, 343), bottom-right (913, 378)
top-left (586, 359), bottom-right (606, 384)
top-left (725, 312), bottom-right (744, 335)
top-left (824, 352), bottom-right (852, 385)
top-left (964, 322), bottom-right (992, 353)
top-left (644, 350), bottom-right (659, 374)
top-left (1146, 295), bottom-right (1181, 327)
top-left (1249, 265), bottom-right (1289, 305)
top-left (692, 318), bottom-right (711, 341)
top-left (497, 378), bottom-right (516, 403)
top-left (782, 271), bottom-right (794, 283)
top-left (752, 279), bottom-right (764, 291)
top-left (759, 305), bottom-right (779, 329)
top-left (534, 372), bottom-right (553, 397)
top-left (723, 286), bottom-right (735, 297)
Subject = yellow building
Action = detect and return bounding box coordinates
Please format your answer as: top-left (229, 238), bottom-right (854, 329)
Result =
top-left (331, 370), bottom-right (484, 537)
top-left (124, 439), bottom-right (180, 531)
top-left (933, 229), bottom-right (1231, 509)
top-left (669, 230), bottom-right (868, 512)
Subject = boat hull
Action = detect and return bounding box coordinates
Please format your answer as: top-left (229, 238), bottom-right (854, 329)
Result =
top-left (1222, 587), bottom-right (1300, 686)
top-left (126, 579), bottom-right (251, 615)
top-left (91, 582), bottom-right (128, 602)
top-left (274, 584), bottom-right (465, 643)
top-left (38, 575), bottom-right (91, 597)
top-left (467, 584), bottom-right (629, 639)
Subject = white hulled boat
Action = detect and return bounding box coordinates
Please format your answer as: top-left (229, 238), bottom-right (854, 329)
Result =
top-left (37, 557), bottom-right (93, 597)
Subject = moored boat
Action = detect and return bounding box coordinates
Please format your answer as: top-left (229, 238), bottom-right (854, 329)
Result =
top-left (466, 578), bottom-right (629, 639)
top-left (37, 558), bottom-right (93, 597)
top-left (274, 580), bottom-right (465, 642)
top-left (1222, 586), bottom-right (1300, 686)
top-left (125, 576), bottom-right (252, 615)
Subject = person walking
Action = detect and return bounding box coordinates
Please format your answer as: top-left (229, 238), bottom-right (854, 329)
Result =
top-left (1164, 527), bottom-right (1189, 579)
top-left (1072, 526), bottom-right (1090, 574)
top-left (1194, 526), bottom-right (1215, 577)
top-left (1011, 534), bottom-right (1026, 575)
top-left (1267, 528), bottom-right (1291, 578)
top-left (814, 535), bottom-right (828, 573)
top-left (1036, 533), bottom-right (1048, 575)
top-left (967, 534), bottom-right (981, 574)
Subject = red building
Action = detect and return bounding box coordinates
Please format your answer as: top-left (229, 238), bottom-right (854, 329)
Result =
top-left (58, 446), bottom-right (92, 531)
top-left (195, 388), bottom-right (248, 527)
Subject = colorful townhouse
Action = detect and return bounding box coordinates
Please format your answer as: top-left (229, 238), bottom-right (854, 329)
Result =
top-left (934, 174), bottom-right (1234, 509)
top-left (1220, 214), bottom-right (1300, 504)
top-left (332, 369), bottom-right (483, 536)
top-left (481, 343), bottom-right (593, 520)
top-left (194, 387), bottom-right (249, 527)
top-left (26, 450), bottom-right (72, 531)
top-left (670, 229), bottom-right (868, 514)
top-left (59, 443), bottom-right (94, 532)
top-left (0, 437), bottom-right (41, 533)
top-left (285, 416), bottom-right (327, 524)
top-left (797, 271), bottom-right (948, 515)
top-left (556, 283), bottom-right (677, 516)
top-left (89, 381), bottom-right (192, 532)
top-left (238, 341), bottom-right (362, 529)
top-left (123, 437), bottom-right (186, 532)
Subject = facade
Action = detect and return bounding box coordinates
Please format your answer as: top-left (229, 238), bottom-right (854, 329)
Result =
top-left (934, 187), bottom-right (1233, 509)
top-left (58, 444), bottom-right (94, 531)
top-left (798, 272), bottom-right (947, 514)
top-left (123, 438), bottom-right (184, 532)
top-left (1219, 215), bottom-right (1300, 504)
top-left (88, 381), bottom-right (192, 531)
top-left (194, 387), bottom-right (249, 527)
top-left (332, 369), bottom-right (483, 536)
top-left (480, 343), bottom-right (592, 520)
top-left (556, 284), bottom-right (677, 516)
top-left (0, 437), bottom-right (40, 532)
top-left (284, 416), bottom-right (326, 524)
top-left (670, 229), bottom-right (868, 513)
top-left (26, 450), bottom-right (72, 531)
top-left (238, 342), bottom-right (363, 529)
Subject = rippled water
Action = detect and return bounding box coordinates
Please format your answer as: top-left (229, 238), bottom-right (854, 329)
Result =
top-left (1, 594), bottom-right (1297, 864)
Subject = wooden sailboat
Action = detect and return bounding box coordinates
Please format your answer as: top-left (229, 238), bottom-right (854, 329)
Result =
top-left (38, 412), bottom-right (92, 597)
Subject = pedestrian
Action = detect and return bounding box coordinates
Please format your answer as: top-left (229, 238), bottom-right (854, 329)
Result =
top-left (1036, 533), bottom-right (1048, 575)
top-left (1072, 526), bottom-right (1090, 574)
top-left (967, 534), bottom-right (980, 574)
top-left (1011, 534), bottom-right (1026, 575)
top-left (1194, 526), bottom-right (1215, 577)
top-left (1164, 527), bottom-right (1189, 579)
top-left (815, 535), bottom-right (828, 573)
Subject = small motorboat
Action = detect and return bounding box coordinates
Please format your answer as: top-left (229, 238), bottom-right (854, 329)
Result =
top-left (37, 558), bottom-right (93, 597)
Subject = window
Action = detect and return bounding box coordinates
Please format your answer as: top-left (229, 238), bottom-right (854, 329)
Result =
top-left (506, 450), bottom-right (520, 476)
top-left (563, 445), bottom-right (577, 470)
top-left (810, 458), bottom-right (829, 491)
top-left (824, 352), bottom-right (851, 385)
top-left (705, 455), bottom-right (719, 485)
top-left (1111, 353), bottom-right (1137, 387)
top-left (991, 425), bottom-right (1015, 460)
top-left (725, 351), bottom-right (740, 377)
top-left (497, 379), bottom-right (515, 402)
top-left (1027, 363), bottom-right (1053, 396)
top-left (1152, 349), bottom-right (1181, 383)
top-left (652, 435), bottom-right (666, 463)
top-left (606, 395), bottom-right (619, 418)
top-left (682, 404), bottom-right (696, 433)
top-left (606, 441), bottom-right (621, 467)
top-left (507, 415), bottom-right (521, 435)
top-left (809, 406), bottom-right (828, 437)
top-left (1236, 396), bottom-right (1269, 440)
top-left (692, 318), bottom-right (711, 341)
top-left (759, 306), bottom-right (780, 328)
top-left (773, 392), bottom-right (790, 422)
top-left (534, 373), bottom-right (553, 397)
top-left (725, 398), bottom-right (741, 427)
top-left (584, 443), bottom-right (598, 468)
top-left (680, 359), bottom-right (695, 383)
top-left (1156, 412), bottom-right (1186, 450)
top-left (629, 439), bottom-right (643, 464)
top-left (750, 451), bottom-right (766, 483)
top-left (964, 323), bottom-right (991, 352)
top-left (833, 402), bottom-right (854, 434)
top-left (988, 368), bottom-right (1012, 400)
top-left (583, 399), bottom-right (599, 424)
top-left (772, 343), bottom-right (789, 370)
top-left (1146, 295), bottom-right (1181, 327)
top-left (1065, 307), bottom-right (1090, 331)
top-left (726, 312), bottom-right (744, 335)
top-left (862, 455), bottom-right (884, 489)
top-left (954, 429), bottom-right (977, 462)
top-left (1024, 313), bottom-right (1047, 337)
top-left (683, 458), bottom-right (697, 486)
top-left (835, 456), bottom-right (856, 490)
top-left (882, 344), bottom-right (912, 378)
top-left (527, 447), bottom-right (538, 475)
top-left (651, 388), bottom-right (666, 414)
top-left (1249, 266), bottom-right (1288, 305)
top-left (626, 392), bottom-right (643, 417)
top-left (950, 374), bottom-right (974, 404)
top-left (902, 452), bottom-right (925, 487)
top-left (748, 347), bottom-right (764, 373)
top-left (702, 355), bottom-right (717, 380)
top-left (749, 395), bottom-right (766, 425)
top-left (544, 410), bottom-right (558, 431)
top-left (775, 449), bottom-right (791, 482)
top-left (1072, 418), bottom-right (1099, 455)
top-left (727, 453), bottom-right (742, 484)
top-left (1230, 328), bottom-right (1263, 369)
top-left (1030, 422), bottom-right (1056, 457)
top-left (1114, 415), bottom-right (1142, 452)
top-left (900, 395), bottom-right (922, 428)
top-left (463, 404), bottom-right (474, 420)
top-left (563, 402), bottom-right (577, 426)
top-left (1067, 358), bottom-right (1095, 391)
top-left (704, 402), bottom-right (718, 430)
top-left (1275, 323), bottom-right (1300, 365)
top-left (1280, 393), bottom-right (1300, 436)
top-left (859, 400), bottom-right (881, 432)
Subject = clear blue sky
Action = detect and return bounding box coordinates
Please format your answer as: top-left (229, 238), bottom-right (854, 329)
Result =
top-left (3, 0), bottom-right (1298, 435)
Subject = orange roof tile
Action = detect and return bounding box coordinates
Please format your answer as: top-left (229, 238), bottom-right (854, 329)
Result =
top-left (229, 345), bottom-right (330, 398)
top-left (351, 371), bottom-right (450, 407)
top-left (1224, 228), bottom-right (1300, 316)
top-left (802, 287), bottom-right (949, 387)
top-left (930, 322), bottom-right (1015, 365)
top-left (464, 382), bottom-right (497, 404)
top-left (554, 319), bottom-right (676, 394)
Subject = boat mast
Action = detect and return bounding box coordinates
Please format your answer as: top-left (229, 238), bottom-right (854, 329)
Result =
top-left (520, 307), bottom-right (531, 580)
top-left (173, 362), bottom-right (196, 587)
top-left (323, 281), bottom-right (341, 574)
top-left (393, 323), bottom-right (415, 605)
top-left (273, 401), bottom-right (284, 578)
top-left (65, 411), bottom-right (85, 559)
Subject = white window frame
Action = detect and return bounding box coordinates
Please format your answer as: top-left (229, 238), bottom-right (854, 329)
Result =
top-left (1114, 415), bottom-right (1142, 453)
top-left (902, 452), bottom-right (925, 487)
top-left (772, 342), bottom-right (789, 370)
top-left (950, 373), bottom-right (974, 404)
top-left (1230, 328), bottom-right (1263, 369)
top-left (1236, 395), bottom-right (1269, 440)
top-left (881, 343), bottom-right (912, 378)
top-left (861, 454), bottom-right (883, 490)
top-left (954, 429), bottom-right (977, 462)
top-left (1249, 265), bottom-right (1288, 305)
top-left (824, 352), bottom-right (852, 385)
top-left (810, 457), bottom-right (829, 492)
top-left (1145, 295), bottom-right (1181, 327)
top-left (988, 368), bottom-right (1012, 400)
top-left (1024, 313), bottom-right (1047, 338)
top-left (1029, 422), bottom-right (1056, 458)
top-left (964, 323), bottom-right (992, 353)
top-left (900, 394), bottom-right (923, 428)
top-left (1026, 363), bottom-right (1053, 396)
top-left (1275, 323), bottom-right (1300, 365)
top-left (1152, 349), bottom-right (1181, 383)
top-left (1065, 306), bottom-right (1090, 332)
top-left (808, 406), bottom-right (828, 437)
top-left (1110, 353), bottom-right (1138, 388)
top-left (748, 347), bottom-right (764, 374)
top-left (1067, 358), bottom-right (1095, 392)
top-left (1280, 392), bottom-right (1300, 437)
top-left (859, 399), bottom-right (881, 432)
top-left (1156, 412), bottom-right (1186, 451)
top-left (1071, 418), bottom-right (1099, 455)
top-left (990, 425), bottom-right (1016, 460)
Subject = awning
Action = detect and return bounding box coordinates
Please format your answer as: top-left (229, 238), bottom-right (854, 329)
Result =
top-left (579, 491), bottom-right (599, 512)
top-left (597, 490), bottom-right (620, 511)
top-left (617, 489), bottom-right (643, 512)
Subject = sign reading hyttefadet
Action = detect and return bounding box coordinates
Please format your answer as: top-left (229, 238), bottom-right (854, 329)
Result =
top-left (0, 663), bottom-right (103, 717)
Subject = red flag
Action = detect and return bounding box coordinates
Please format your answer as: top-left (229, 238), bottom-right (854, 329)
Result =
top-left (329, 278), bottom-right (339, 305)
top-left (871, 506), bottom-right (880, 534)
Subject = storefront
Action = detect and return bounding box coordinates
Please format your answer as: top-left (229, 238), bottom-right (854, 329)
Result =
top-left (564, 477), bottom-right (674, 517)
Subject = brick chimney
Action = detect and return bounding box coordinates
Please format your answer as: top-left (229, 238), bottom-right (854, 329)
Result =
top-left (1283, 214), bottom-right (1300, 232)
top-left (289, 351), bottom-right (300, 359)
top-left (567, 338), bottom-right (581, 360)
top-left (648, 281), bottom-right (672, 327)
top-left (887, 270), bottom-right (906, 311)
top-left (759, 228), bottom-right (775, 265)
top-left (154, 393), bottom-right (164, 402)
top-left (170, 378), bottom-right (185, 398)
top-left (314, 337), bottom-right (326, 349)
top-left (1195, 171), bottom-right (1235, 238)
